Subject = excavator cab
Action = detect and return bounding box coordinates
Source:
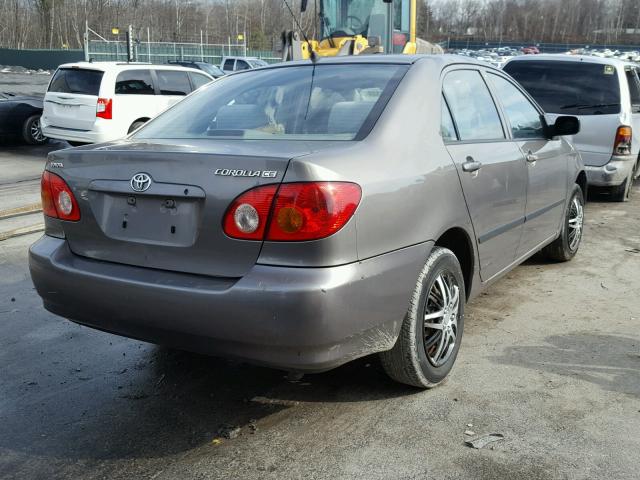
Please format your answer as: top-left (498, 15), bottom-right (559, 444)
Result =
top-left (282, 0), bottom-right (417, 60)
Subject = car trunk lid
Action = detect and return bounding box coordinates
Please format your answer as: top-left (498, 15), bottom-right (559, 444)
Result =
top-left (48, 140), bottom-right (335, 278)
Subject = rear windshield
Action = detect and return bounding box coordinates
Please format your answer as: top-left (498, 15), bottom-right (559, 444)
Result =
top-left (134, 64), bottom-right (407, 141)
top-left (48, 68), bottom-right (104, 96)
top-left (504, 60), bottom-right (621, 115)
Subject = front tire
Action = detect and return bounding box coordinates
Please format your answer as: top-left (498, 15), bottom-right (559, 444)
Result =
top-left (22, 115), bottom-right (47, 145)
top-left (380, 247), bottom-right (465, 388)
top-left (128, 120), bottom-right (147, 134)
top-left (543, 184), bottom-right (584, 261)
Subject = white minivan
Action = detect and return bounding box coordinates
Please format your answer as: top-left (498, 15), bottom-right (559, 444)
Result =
top-left (41, 62), bottom-right (213, 145)
top-left (504, 55), bottom-right (640, 201)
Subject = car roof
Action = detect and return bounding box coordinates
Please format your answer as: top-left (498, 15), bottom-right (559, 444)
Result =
top-left (504, 54), bottom-right (627, 67)
top-left (56, 62), bottom-right (213, 76)
top-left (256, 54), bottom-right (491, 70)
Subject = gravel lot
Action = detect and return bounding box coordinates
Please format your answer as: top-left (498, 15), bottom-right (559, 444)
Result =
top-left (0, 71), bottom-right (639, 480)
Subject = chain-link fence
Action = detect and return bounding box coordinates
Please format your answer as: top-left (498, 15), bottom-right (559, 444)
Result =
top-left (86, 40), bottom-right (281, 65)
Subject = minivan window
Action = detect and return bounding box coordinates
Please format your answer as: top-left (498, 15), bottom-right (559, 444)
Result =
top-left (488, 74), bottom-right (544, 139)
top-left (134, 64), bottom-right (407, 141)
top-left (503, 61), bottom-right (621, 115)
top-left (115, 70), bottom-right (154, 95)
top-left (443, 70), bottom-right (505, 141)
top-left (223, 59), bottom-right (235, 70)
top-left (236, 60), bottom-right (250, 71)
top-left (190, 72), bottom-right (211, 90)
top-left (48, 68), bottom-right (104, 96)
top-left (626, 68), bottom-right (640, 113)
top-left (156, 70), bottom-right (191, 96)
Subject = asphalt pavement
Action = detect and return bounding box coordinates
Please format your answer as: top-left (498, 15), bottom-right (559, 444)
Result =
top-left (0, 138), bottom-right (638, 479)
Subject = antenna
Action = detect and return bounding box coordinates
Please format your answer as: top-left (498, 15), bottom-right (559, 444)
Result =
top-left (282, 0), bottom-right (318, 63)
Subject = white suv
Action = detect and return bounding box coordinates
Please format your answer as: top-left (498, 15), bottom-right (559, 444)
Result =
top-left (41, 62), bottom-right (213, 145)
top-left (504, 55), bottom-right (640, 201)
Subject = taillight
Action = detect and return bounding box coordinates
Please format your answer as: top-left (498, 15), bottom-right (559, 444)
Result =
top-left (96, 98), bottom-right (112, 119)
top-left (222, 182), bottom-right (361, 241)
top-left (41, 171), bottom-right (81, 221)
top-left (266, 182), bottom-right (361, 241)
top-left (614, 126), bottom-right (632, 155)
top-left (223, 185), bottom-right (278, 240)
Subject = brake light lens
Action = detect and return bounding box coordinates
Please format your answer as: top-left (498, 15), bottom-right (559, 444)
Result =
top-left (41, 171), bottom-right (81, 221)
top-left (614, 126), bottom-right (632, 155)
top-left (223, 185), bottom-right (278, 240)
top-left (267, 182), bottom-right (361, 241)
top-left (222, 182), bottom-right (361, 241)
top-left (96, 98), bottom-right (112, 119)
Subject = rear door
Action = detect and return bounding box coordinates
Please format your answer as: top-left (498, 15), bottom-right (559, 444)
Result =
top-left (44, 67), bottom-right (104, 130)
top-left (114, 69), bottom-right (155, 135)
top-left (443, 68), bottom-right (527, 281)
top-left (486, 72), bottom-right (567, 255)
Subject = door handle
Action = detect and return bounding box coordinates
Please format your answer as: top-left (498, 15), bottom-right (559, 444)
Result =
top-left (526, 152), bottom-right (539, 163)
top-left (462, 157), bottom-right (483, 173)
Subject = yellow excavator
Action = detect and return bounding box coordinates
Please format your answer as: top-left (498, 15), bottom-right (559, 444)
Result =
top-left (281, 0), bottom-right (441, 61)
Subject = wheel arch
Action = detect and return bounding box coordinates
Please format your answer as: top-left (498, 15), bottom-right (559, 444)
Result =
top-left (434, 227), bottom-right (474, 301)
top-left (575, 170), bottom-right (587, 199)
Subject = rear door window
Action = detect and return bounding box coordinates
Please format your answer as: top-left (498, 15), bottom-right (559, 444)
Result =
top-left (488, 74), bottom-right (544, 139)
top-left (443, 70), bottom-right (505, 141)
top-left (48, 68), bottom-right (104, 96)
top-left (441, 96), bottom-right (457, 141)
top-left (155, 70), bottom-right (191, 95)
top-left (223, 59), bottom-right (235, 71)
top-left (115, 70), bottom-right (155, 95)
top-left (504, 60), bottom-right (621, 115)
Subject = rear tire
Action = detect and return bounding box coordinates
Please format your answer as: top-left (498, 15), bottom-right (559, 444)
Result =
top-left (611, 176), bottom-right (631, 202)
top-left (543, 184), bottom-right (584, 261)
top-left (22, 115), bottom-right (47, 145)
top-left (380, 247), bottom-right (465, 388)
top-left (67, 141), bottom-right (89, 147)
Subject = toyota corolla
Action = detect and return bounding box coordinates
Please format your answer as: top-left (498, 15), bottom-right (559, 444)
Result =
top-left (30, 55), bottom-right (586, 388)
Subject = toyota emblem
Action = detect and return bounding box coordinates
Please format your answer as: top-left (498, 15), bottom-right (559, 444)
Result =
top-left (130, 173), bottom-right (152, 192)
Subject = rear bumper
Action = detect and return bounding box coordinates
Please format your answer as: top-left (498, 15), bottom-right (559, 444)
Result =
top-left (584, 154), bottom-right (637, 187)
top-left (41, 119), bottom-right (122, 144)
top-left (29, 236), bottom-right (431, 372)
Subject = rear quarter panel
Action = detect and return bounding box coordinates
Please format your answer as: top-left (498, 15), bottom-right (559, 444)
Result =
top-left (274, 59), bottom-right (475, 264)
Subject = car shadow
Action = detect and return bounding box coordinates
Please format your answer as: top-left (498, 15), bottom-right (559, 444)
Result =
top-left (491, 333), bottom-right (640, 398)
top-left (587, 177), bottom-right (639, 203)
top-left (0, 138), bottom-right (68, 156)
top-left (0, 342), bottom-right (413, 463)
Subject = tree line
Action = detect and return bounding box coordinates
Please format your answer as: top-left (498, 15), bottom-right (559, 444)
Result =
top-left (1, 0), bottom-right (639, 51)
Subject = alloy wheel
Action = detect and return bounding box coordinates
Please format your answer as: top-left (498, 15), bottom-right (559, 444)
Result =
top-left (423, 271), bottom-right (460, 367)
top-left (30, 118), bottom-right (45, 143)
top-left (568, 195), bottom-right (584, 251)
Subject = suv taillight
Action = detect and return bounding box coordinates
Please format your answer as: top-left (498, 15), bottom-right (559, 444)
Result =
top-left (41, 171), bottom-right (81, 221)
top-left (223, 182), bottom-right (361, 241)
top-left (613, 126), bottom-right (632, 155)
top-left (96, 98), bottom-right (112, 119)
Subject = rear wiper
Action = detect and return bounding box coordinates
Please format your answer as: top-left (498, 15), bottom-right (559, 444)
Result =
top-left (560, 103), bottom-right (619, 110)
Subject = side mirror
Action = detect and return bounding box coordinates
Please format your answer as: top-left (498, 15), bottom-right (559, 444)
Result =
top-left (545, 115), bottom-right (580, 138)
top-left (301, 0), bottom-right (308, 12)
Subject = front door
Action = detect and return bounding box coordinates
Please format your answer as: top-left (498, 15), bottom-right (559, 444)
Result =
top-left (442, 69), bottom-right (527, 281)
top-left (486, 73), bottom-right (568, 255)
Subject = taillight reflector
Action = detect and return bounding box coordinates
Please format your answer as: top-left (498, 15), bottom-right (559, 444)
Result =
top-left (96, 98), bottom-right (112, 119)
top-left (41, 171), bottom-right (81, 221)
top-left (222, 182), bottom-right (361, 242)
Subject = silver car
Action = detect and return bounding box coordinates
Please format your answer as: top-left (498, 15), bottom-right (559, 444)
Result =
top-left (30, 55), bottom-right (585, 388)
top-left (504, 55), bottom-right (640, 201)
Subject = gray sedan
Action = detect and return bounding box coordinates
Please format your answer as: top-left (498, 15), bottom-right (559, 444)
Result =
top-left (30, 55), bottom-right (585, 388)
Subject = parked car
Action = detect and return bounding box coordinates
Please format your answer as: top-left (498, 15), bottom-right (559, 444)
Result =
top-left (521, 46), bottom-right (540, 55)
top-left (0, 92), bottom-right (47, 144)
top-left (30, 55), bottom-right (585, 388)
top-left (166, 60), bottom-right (225, 78)
top-left (504, 55), bottom-right (640, 200)
top-left (41, 62), bottom-right (214, 145)
top-left (220, 56), bottom-right (269, 74)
